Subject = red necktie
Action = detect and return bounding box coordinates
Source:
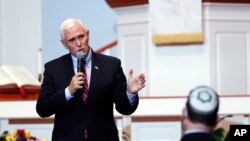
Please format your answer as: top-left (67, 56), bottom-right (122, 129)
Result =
top-left (81, 62), bottom-right (88, 104)
top-left (81, 62), bottom-right (88, 139)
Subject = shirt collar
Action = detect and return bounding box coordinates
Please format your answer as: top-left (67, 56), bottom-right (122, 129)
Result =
top-left (184, 129), bottom-right (210, 135)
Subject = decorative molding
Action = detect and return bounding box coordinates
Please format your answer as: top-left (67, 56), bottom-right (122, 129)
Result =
top-left (8, 115), bottom-right (250, 124)
top-left (203, 0), bottom-right (250, 3)
top-left (115, 5), bottom-right (149, 26)
top-left (203, 3), bottom-right (250, 21)
top-left (95, 40), bottom-right (117, 54)
top-left (106, 0), bottom-right (148, 8)
top-left (106, 0), bottom-right (250, 8)
top-left (153, 33), bottom-right (204, 46)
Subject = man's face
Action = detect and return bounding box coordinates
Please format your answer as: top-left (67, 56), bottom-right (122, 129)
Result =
top-left (61, 23), bottom-right (90, 56)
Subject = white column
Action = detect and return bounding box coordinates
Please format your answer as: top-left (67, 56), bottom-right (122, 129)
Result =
top-left (114, 5), bottom-right (150, 96)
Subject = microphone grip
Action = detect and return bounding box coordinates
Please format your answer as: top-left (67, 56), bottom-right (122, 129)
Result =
top-left (77, 58), bottom-right (84, 73)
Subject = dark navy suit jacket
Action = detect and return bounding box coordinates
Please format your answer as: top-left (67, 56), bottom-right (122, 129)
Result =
top-left (180, 132), bottom-right (217, 141)
top-left (36, 51), bottom-right (139, 141)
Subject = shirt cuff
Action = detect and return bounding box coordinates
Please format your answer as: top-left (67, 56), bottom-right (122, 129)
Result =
top-left (127, 91), bottom-right (136, 106)
top-left (65, 87), bottom-right (74, 101)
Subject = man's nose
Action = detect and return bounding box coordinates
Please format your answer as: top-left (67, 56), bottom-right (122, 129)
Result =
top-left (76, 38), bottom-right (82, 46)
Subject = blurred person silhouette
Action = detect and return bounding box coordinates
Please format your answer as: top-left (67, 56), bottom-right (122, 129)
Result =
top-left (180, 85), bottom-right (219, 141)
top-left (36, 18), bottom-right (146, 141)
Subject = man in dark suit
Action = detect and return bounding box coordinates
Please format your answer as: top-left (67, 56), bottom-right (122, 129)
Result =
top-left (180, 86), bottom-right (219, 141)
top-left (36, 18), bottom-right (146, 141)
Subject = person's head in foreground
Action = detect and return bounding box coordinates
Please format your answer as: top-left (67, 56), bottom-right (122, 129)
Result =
top-left (181, 85), bottom-right (219, 141)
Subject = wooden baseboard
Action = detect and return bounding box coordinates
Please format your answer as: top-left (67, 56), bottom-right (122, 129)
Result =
top-left (9, 118), bottom-right (54, 124)
top-left (0, 92), bottom-right (38, 101)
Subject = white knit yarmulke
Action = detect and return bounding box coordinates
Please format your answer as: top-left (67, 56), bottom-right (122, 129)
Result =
top-left (188, 86), bottom-right (219, 115)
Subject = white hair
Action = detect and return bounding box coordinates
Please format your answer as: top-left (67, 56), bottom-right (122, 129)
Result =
top-left (59, 18), bottom-right (87, 40)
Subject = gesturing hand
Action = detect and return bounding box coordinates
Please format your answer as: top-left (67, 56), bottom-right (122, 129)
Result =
top-left (127, 69), bottom-right (146, 94)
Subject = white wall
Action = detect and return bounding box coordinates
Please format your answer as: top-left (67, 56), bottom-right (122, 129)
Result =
top-left (0, 0), bottom-right (42, 76)
top-left (204, 3), bottom-right (250, 94)
top-left (114, 3), bottom-right (250, 97)
top-left (113, 4), bottom-right (209, 97)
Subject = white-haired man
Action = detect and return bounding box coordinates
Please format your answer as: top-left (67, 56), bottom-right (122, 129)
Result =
top-left (36, 18), bottom-right (146, 141)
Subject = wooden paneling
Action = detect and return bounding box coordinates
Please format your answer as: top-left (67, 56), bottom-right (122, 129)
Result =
top-left (106, 0), bottom-right (148, 8)
top-left (95, 40), bottom-right (117, 54)
top-left (132, 116), bottom-right (181, 122)
top-left (9, 118), bottom-right (54, 124)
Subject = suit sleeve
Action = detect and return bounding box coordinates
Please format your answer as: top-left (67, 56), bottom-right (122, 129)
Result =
top-left (36, 64), bottom-right (69, 117)
top-left (113, 60), bottom-right (139, 115)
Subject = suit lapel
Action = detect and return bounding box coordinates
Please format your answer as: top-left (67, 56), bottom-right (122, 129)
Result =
top-left (87, 51), bottom-right (101, 103)
top-left (62, 53), bottom-right (75, 84)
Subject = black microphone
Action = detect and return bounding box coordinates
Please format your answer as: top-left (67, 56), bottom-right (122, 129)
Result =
top-left (77, 51), bottom-right (85, 73)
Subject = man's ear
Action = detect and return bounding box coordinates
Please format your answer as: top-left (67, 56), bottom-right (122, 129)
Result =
top-left (61, 39), bottom-right (67, 49)
top-left (183, 108), bottom-right (188, 118)
top-left (86, 30), bottom-right (90, 41)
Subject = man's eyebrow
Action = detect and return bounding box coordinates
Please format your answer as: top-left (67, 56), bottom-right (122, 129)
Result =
top-left (68, 37), bottom-right (76, 42)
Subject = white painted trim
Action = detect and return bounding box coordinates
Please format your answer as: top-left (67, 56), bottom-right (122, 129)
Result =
top-left (115, 5), bottom-right (149, 25)
top-left (203, 3), bottom-right (250, 21)
top-left (1, 96), bottom-right (250, 118)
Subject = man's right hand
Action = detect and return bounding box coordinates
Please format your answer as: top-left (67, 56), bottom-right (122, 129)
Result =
top-left (68, 72), bottom-right (84, 95)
